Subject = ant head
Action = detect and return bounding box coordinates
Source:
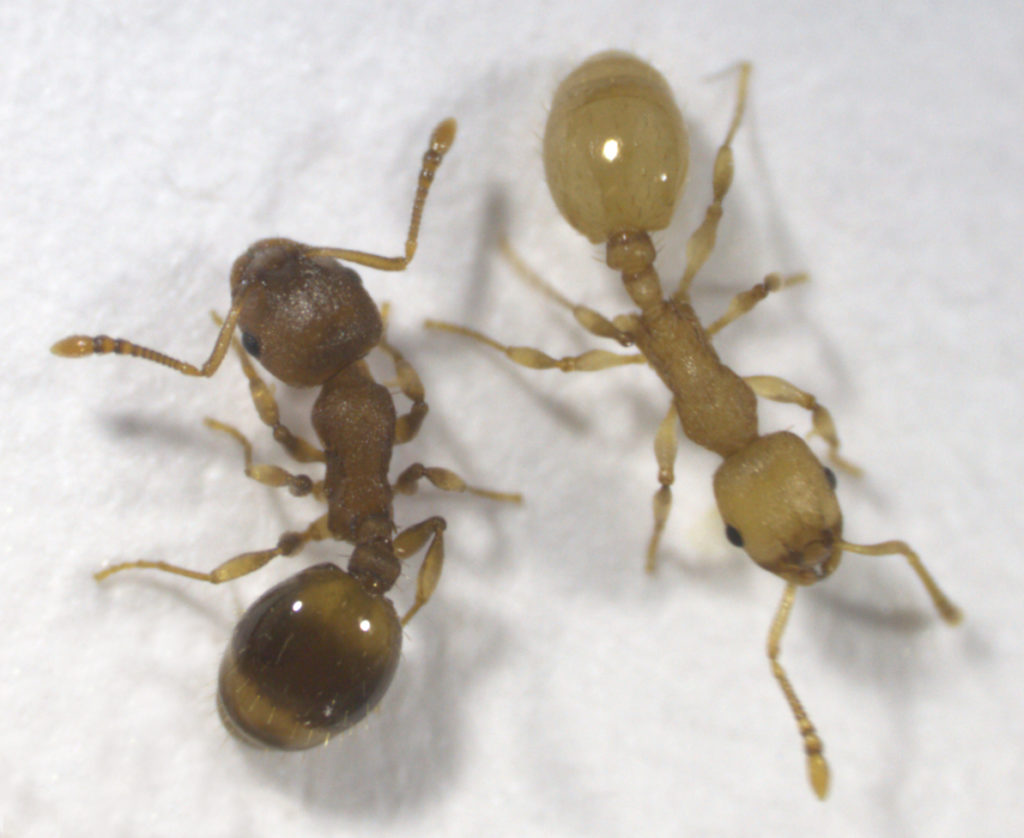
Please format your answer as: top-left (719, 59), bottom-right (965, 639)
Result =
top-left (713, 432), bottom-right (843, 586)
top-left (217, 563), bottom-right (402, 750)
top-left (543, 51), bottom-right (688, 244)
top-left (229, 239), bottom-right (383, 387)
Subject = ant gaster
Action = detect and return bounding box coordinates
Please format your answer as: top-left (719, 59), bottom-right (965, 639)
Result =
top-left (53, 118), bottom-right (519, 750)
top-left (427, 53), bottom-right (962, 797)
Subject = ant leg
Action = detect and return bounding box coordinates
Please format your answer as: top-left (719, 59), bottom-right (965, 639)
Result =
top-left (768, 583), bottom-right (831, 800)
top-left (838, 540), bottom-right (963, 624)
top-left (375, 305), bottom-right (428, 444)
top-left (212, 313), bottom-right (325, 464)
top-left (394, 462), bottom-right (522, 503)
top-left (204, 418), bottom-right (323, 500)
top-left (744, 375), bottom-right (862, 475)
top-left (94, 515), bottom-right (331, 584)
top-left (705, 272), bottom-right (808, 337)
top-left (393, 516), bottom-right (447, 624)
top-left (499, 238), bottom-right (634, 346)
top-left (52, 300), bottom-right (244, 377)
top-left (307, 119), bottom-right (457, 272)
top-left (672, 62), bottom-right (752, 304)
top-left (645, 403), bottom-right (679, 573)
top-left (425, 320), bottom-right (647, 372)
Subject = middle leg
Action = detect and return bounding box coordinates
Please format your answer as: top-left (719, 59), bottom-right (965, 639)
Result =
top-left (425, 320), bottom-right (646, 373)
top-left (394, 462), bottom-right (522, 504)
top-left (645, 403), bottom-right (680, 573)
top-left (705, 272), bottom-right (808, 337)
top-left (204, 417), bottom-right (323, 499)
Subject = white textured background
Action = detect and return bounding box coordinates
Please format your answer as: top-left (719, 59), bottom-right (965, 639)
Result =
top-left (3, 1), bottom-right (1022, 836)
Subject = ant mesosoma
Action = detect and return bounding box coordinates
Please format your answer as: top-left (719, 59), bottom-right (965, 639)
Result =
top-left (426, 53), bottom-right (962, 797)
top-left (53, 118), bottom-right (519, 750)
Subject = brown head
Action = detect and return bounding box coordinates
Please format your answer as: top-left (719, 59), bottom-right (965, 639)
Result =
top-left (229, 238), bottom-right (383, 387)
top-left (713, 432), bottom-right (843, 585)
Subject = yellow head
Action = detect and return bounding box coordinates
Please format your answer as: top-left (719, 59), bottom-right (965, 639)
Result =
top-left (713, 432), bottom-right (843, 585)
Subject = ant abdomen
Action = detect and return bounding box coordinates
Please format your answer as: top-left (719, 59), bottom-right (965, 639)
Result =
top-left (217, 563), bottom-right (402, 750)
top-left (543, 51), bottom-right (688, 244)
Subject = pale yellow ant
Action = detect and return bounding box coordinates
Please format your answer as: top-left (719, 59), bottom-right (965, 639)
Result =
top-left (53, 118), bottom-right (520, 750)
top-left (427, 52), bottom-right (962, 798)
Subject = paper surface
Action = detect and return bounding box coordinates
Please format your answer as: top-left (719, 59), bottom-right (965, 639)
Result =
top-left (3, 1), bottom-right (1022, 836)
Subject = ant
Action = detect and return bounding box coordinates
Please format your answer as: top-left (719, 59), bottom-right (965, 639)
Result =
top-left (426, 52), bottom-right (962, 797)
top-left (53, 118), bottom-right (519, 750)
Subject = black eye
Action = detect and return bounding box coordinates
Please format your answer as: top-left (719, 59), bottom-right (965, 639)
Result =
top-left (824, 467), bottom-right (837, 490)
top-left (725, 525), bottom-right (744, 547)
top-left (241, 331), bottom-right (261, 358)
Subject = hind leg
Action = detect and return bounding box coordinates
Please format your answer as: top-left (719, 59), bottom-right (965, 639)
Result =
top-left (393, 516), bottom-right (447, 624)
top-left (672, 62), bottom-right (753, 303)
top-left (94, 515), bottom-right (331, 584)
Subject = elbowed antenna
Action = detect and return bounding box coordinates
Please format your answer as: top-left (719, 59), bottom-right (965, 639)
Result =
top-left (838, 539), bottom-right (963, 624)
top-left (50, 298), bottom-right (245, 378)
top-left (307, 117), bottom-right (458, 272)
top-left (51, 117), bottom-right (460, 376)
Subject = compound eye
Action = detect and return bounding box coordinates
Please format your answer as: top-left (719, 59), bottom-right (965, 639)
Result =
top-left (241, 330), bottom-right (261, 358)
top-left (725, 524), bottom-right (744, 548)
top-left (823, 467), bottom-right (837, 491)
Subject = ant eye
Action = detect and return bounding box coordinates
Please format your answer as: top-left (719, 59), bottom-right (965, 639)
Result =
top-left (241, 331), bottom-right (261, 358)
top-left (824, 467), bottom-right (837, 490)
top-left (725, 525), bottom-right (744, 547)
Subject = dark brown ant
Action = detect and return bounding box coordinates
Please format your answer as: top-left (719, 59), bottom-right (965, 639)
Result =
top-left (53, 118), bottom-right (519, 750)
top-left (427, 53), bottom-right (962, 797)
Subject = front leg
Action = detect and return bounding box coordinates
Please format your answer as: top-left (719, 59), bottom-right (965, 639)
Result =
top-left (745, 374), bottom-right (861, 475)
top-left (212, 312), bottom-right (325, 464)
top-left (376, 303), bottom-right (428, 444)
